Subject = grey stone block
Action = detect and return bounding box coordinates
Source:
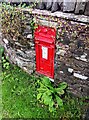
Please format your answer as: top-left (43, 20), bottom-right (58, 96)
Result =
top-left (58, 1), bottom-right (63, 11)
top-left (63, 0), bottom-right (76, 12)
top-left (51, 0), bottom-right (59, 12)
top-left (36, 2), bottom-right (44, 10)
top-left (75, 2), bottom-right (86, 14)
top-left (36, 1), bottom-right (47, 10)
top-left (46, 0), bottom-right (53, 10)
top-left (84, 1), bottom-right (89, 16)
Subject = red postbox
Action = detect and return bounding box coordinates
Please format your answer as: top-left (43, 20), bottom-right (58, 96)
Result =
top-left (34, 25), bottom-right (56, 79)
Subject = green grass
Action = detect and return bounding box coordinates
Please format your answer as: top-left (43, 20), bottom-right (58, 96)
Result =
top-left (2, 64), bottom-right (89, 119)
top-left (2, 65), bottom-right (56, 118)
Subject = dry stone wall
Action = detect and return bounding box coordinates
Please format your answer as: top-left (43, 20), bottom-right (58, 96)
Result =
top-left (1, 11), bottom-right (36, 74)
top-left (1, 8), bottom-right (89, 97)
top-left (34, 13), bottom-right (89, 97)
top-left (55, 19), bottom-right (89, 97)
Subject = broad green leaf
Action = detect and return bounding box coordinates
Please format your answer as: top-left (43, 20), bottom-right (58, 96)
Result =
top-left (55, 95), bottom-right (63, 107)
top-left (49, 106), bottom-right (56, 113)
top-left (43, 95), bottom-right (52, 105)
top-left (55, 89), bottom-right (64, 95)
top-left (40, 83), bottom-right (47, 89)
top-left (42, 78), bottom-right (54, 91)
top-left (42, 93), bottom-right (47, 101)
top-left (49, 100), bottom-right (54, 107)
top-left (46, 90), bottom-right (52, 96)
top-left (41, 77), bottom-right (52, 86)
top-left (58, 82), bottom-right (67, 90)
top-left (37, 93), bottom-right (42, 100)
top-left (37, 88), bottom-right (48, 93)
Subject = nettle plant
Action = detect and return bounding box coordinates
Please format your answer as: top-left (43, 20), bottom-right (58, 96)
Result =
top-left (37, 77), bottom-right (67, 113)
top-left (1, 3), bottom-right (26, 41)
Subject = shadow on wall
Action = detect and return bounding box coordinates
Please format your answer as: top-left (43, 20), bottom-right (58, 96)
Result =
top-left (85, 108), bottom-right (89, 120)
top-left (36, 0), bottom-right (89, 16)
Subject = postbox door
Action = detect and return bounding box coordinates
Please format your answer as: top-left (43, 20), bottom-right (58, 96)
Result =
top-left (36, 43), bottom-right (54, 78)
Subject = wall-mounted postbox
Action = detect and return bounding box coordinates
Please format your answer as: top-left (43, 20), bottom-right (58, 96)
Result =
top-left (34, 25), bottom-right (56, 79)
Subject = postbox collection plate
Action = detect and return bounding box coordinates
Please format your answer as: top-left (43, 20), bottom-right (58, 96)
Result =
top-left (34, 25), bottom-right (56, 78)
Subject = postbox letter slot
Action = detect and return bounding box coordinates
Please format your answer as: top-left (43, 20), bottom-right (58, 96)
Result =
top-left (42, 46), bottom-right (48, 60)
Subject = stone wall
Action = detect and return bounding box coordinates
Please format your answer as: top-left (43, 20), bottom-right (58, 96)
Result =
top-left (34, 13), bottom-right (89, 97)
top-left (1, 8), bottom-right (89, 97)
top-left (1, 10), bottom-right (36, 74)
top-left (55, 19), bottom-right (89, 97)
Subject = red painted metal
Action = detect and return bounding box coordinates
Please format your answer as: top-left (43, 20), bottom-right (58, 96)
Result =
top-left (34, 25), bottom-right (56, 78)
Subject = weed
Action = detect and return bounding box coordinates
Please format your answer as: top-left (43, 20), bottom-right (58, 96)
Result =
top-left (37, 77), bottom-right (67, 113)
